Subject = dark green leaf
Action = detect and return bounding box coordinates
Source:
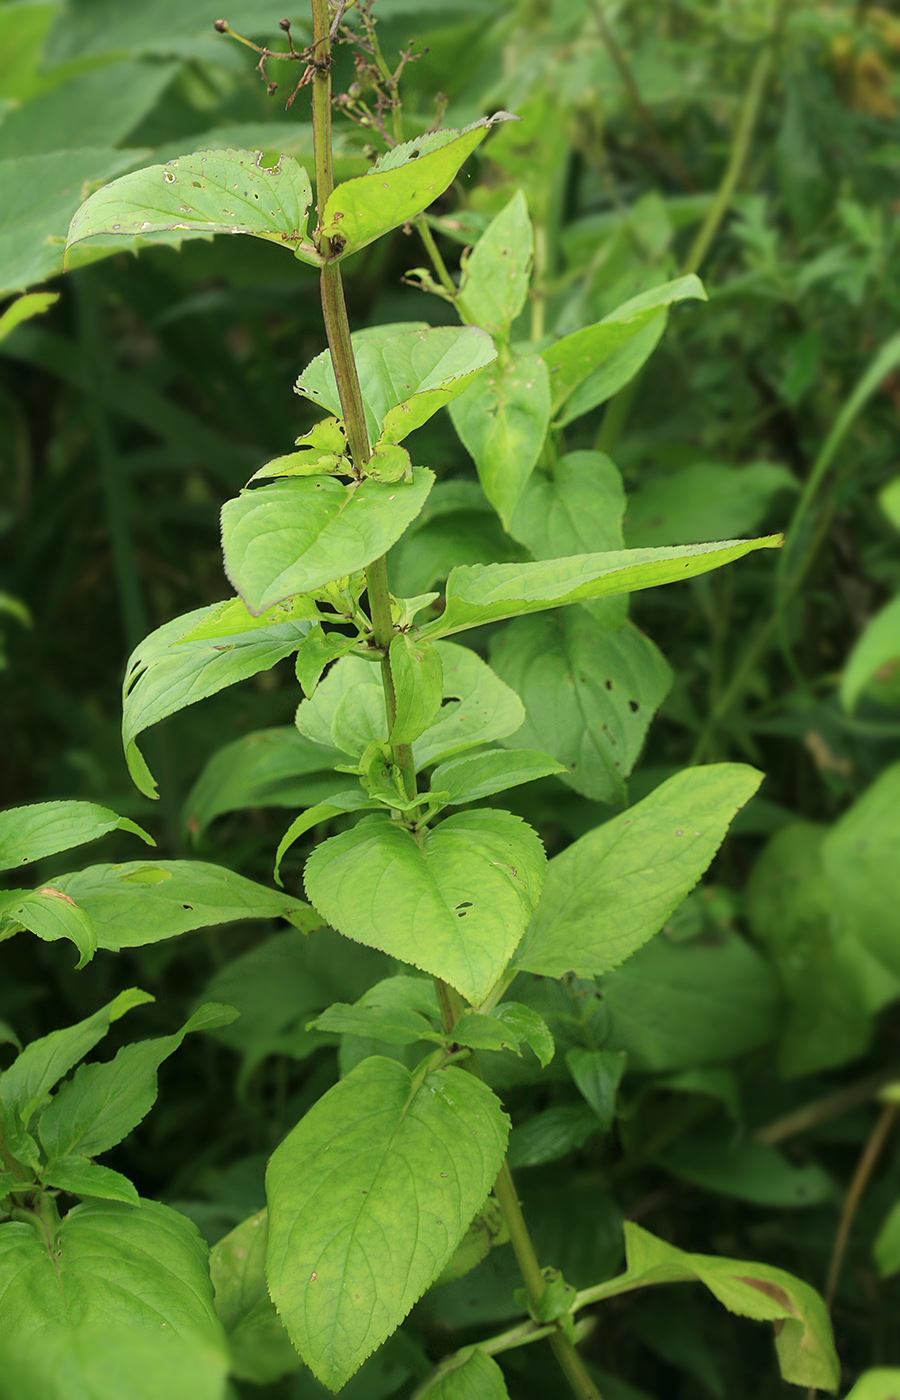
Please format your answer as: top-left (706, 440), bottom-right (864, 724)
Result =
top-left (0, 61), bottom-right (177, 160)
top-left (184, 728), bottom-right (344, 837)
top-left (566, 1049), bottom-right (627, 1132)
top-left (625, 461), bottom-right (796, 549)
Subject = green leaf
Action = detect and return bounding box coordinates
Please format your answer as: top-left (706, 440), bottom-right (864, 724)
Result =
top-left (44, 860), bottom-right (309, 951)
top-left (881, 477), bottom-right (900, 531)
top-left (123, 602), bottom-right (313, 798)
top-left (429, 748), bottom-right (566, 805)
top-left (388, 481), bottom-right (520, 598)
top-left (588, 1222), bottom-right (839, 1393)
top-left (0, 886), bottom-right (97, 969)
top-left (0, 988), bottom-right (152, 1126)
top-left (874, 1200), bottom-right (900, 1278)
top-left (184, 727), bottom-right (344, 837)
top-left (320, 115), bottom-right (514, 257)
top-left (305, 810), bottom-right (545, 1004)
top-left (845, 1372), bottom-right (900, 1400)
top-left (39, 1157), bottom-right (139, 1206)
top-left (657, 1137), bottom-right (834, 1208)
top-left (509, 451), bottom-right (625, 561)
top-left (416, 1348), bottom-right (511, 1400)
top-left (543, 275), bottom-right (707, 423)
top-left (0, 801), bottom-right (153, 872)
top-left (0, 1326), bottom-right (229, 1400)
top-left (210, 1210), bottom-right (301, 1385)
top-left (566, 1049), bottom-right (627, 1132)
top-left (274, 794), bottom-right (374, 886)
top-left (452, 1004), bottom-right (554, 1067)
top-left (0, 148), bottom-right (143, 298)
top-left (434, 1200), bottom-right (508, 1288)
top-left (823, 764), bottom-right (900, 978)
top-left (449, 348), bottom-right (550, 528)
top-left (38, 1005), bottom-right (236, 1164)
top-left (176, 593), bottom-right (319, 642)
top-left (0, 1197), bottom-right (227, 1349)
top-left (0, 60), bottom-right (178, 160)
top-left (310, 976), bottom-right (443, 1046)
top-left (419, 537), bottom-right (782, 641)
top-left (266, 1056), bottom-right (509, 1390)
top-left (221, 469), bottom-right (434, 616)
top-left (458, 189), bottom-right (533, 336)
top-left (516, 765), bottom-right (762, 979)
top-left (840, 595), bottom-right (900, 711)
top-left (294, 624), bottom-right (357, 698)
top-left (625, 462), bottom-right (797, 549)
top-left (0, 291), bottom-right (58, 343)
top-left (490, 610), bottom-right (672, 805)
top-left (389, 633), bottom-right (443, 744)
top-left (66, 148), bottom-right (319, 264)
top-left (508, 1104), bottom-right (598, 1168)
top-left (295, 324), bottom-right (497, 447)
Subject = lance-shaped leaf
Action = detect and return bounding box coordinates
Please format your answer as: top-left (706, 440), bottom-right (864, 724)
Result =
top-left (419, 538), bottom-right (782, 641)
top-left (123, 601), bottom-right (313, 799)
top-left (458, 189), bottom-right (533, 336)
top-left (320, 114), bottom-right (515, 257)
top-left (0, 801), bottom-right (152, 873)
top-left (295, 324), bottom-right (497, 447)
top-left (310, 976), bottom-right (444, 1046)
top-left (304, 810), bottom-right (545, 1004)
top-left (38, 1004), bottom-right (237, 1163)
top-left (44, 861), bottom-right (309, 951)
top-left (429, 748), bottom-right (565, 805)
top-left (184, 727), bottom-right (345, 838)
top-left (449, 348), bottom-right (550, 527)
top-left (543, 275), bottom-right (707, 423)
top-left (0, 989), bottom-right (152, 1126)
top-left (516, 765), bottom-right (762, 979)
top-left (389, 633), bottom-right (443, 744)
top-left (39, 1158), bottom-right (139, 1206)
top-left (222, 469), bottom-right (434, 616)
top-left (840, 595), bottom-right (900, 711)
top-left (266, 1056), bottom-right (509, 1390)
top-left (583, 1222), bottom-right (839, 1392)
top-left (66, 148), bottom-right (320, 264)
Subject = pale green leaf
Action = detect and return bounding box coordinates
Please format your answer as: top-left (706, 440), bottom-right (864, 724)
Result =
top-left (491, 611), bottom-right (672, 805)
top-left (0, 292), bottom-right (58, 343)
top-left (0, 887), bottom-right (97, 969)
top-left (0, 801), bottom-right (153, 873)
top-left (489, 1003), bottom-right (555, 1067)
top-left (543, 275), bottom-right (707, 422)
top-left (516, 765), bottom-right (762, 979)
top-left (295, 324), bottom-right (497, 447)
top-left (266, 1056), bottom-right (509, 1390)
top-left (452, 1003), bottom-right (554, 1067)
top-left (823, 764), bottom-right (900, 977)
top-left (40, 1157), bottom-right (139, 1205)
top-left (845, 1371), bottom-right (900, 1400)
top-left (459, 189), bottom-right (533, 336)
top-left (45, 861), bottom-right (309, 951)
top-left (274, 795), bottom-right (374, 885)
top-left (320, 115), bottom-right (514, 257)
top-left (294, 623), bottom-right (357, 698)
top-left (221, 469), bottom-right (434, 615)
top-left (415, 1348), bottom-right (510, 1400)
top-left (184, 728), bottom-right (344, 837)
top-left (310, 976), bottom-right (443, 1046)
top-left (210, 1210), bottom-right (300, 1385)
top-left (389, 633), bottom-right (444, 744)
top-left (66, 148), bottom-right (319, 263)
top-left (0, 989), bottom-right (152, 1126)
top-left (449, 349), bottom-right (550, 527)
top-left (874, 1200), bottom-right (900, 1278)
top-left (840, 595), bottom-right (900, 711)
top-left (123, 602), bottom-right (312, 799)
top-left (566, 1049), bottom-right (627, 1132)
top-left (38, 1005), bottom-right (237, 1163)
top-left (305, 810), bottom-right (545, 1004)
top-left (433, 1201), bottom-right (507, 1289)
top-left (419, 538), bottom-right (782, 640)
top-left (584, 1222), bottom-right (839, 1393)
top-left (880, 477), bottom-right (900, 531)
top-left (429, 748), bottom-right (566, 805)
top-left (176, 593), bottom-right (319, 642)
top-left (0, 1325), bottom-right (229, 1400)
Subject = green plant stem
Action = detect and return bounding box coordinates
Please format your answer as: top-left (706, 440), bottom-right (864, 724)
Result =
top-left (494, 1162), bottom-right (604, 1400)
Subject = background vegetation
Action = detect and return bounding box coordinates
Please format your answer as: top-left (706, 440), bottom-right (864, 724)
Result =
top-left (3, 1), bottom-right (900, 1395)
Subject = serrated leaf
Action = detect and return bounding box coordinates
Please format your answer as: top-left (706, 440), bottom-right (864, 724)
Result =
top-left (491, 610), bottom-right (672, 805)
top-left (40, 1157), bottom-right (139, 1205)
top-left (416, 1348), bottom-right (511, 1399)
top-left (310, 976), bottom-right (443, 1046)
top-left (66, 148), bottom-right (319, 263)
top-left (221, 469), bottom-right (434, 615)
top-left (38, 1005), bottom-right (237, 1163)
top-left (429, 748), bottom-right (565, 805)
top-left (458, 189), bottom-right (533, 336)
top-left (516, 765), bottom-right (763, 979)
top-left (0, 989), bottom-right (152, 1126)
top-left (543, 275), bottom-right (707, 423)
top-left (305, 810), bottom-right (545, 1004)
top-left (419, 538), bottom-right (782, 640)
top-left (389, 633), bottom-right (443, 744)
top-left (266, 1056), bottom-right (509, 1390)
top-left (321, 115), bottom-right (515, 257)
top-left (123, 602), bottom-right (312, 799)
top-left (295, 324), bottom-right (497, 447)
top-left (0, 1326), bottom-right (228, 1400)
top-left (0, 801), bottom-right (153, 873)
top-left (44, 861), bottom-right (309, 951)
top-left (449, 349), bottom-right (550, 527)
top-left (0, 887), bottom-right (97, 969)
top-left (184, 727), bottom-right (344, 837)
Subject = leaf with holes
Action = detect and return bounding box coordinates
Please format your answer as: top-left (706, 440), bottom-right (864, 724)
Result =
top-left (304, 810), bottom-right (545, 1004)
top-left (266, 1056), bottom-right (509, 1390)
top-left (66, 148), bottom-right (319, 263)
